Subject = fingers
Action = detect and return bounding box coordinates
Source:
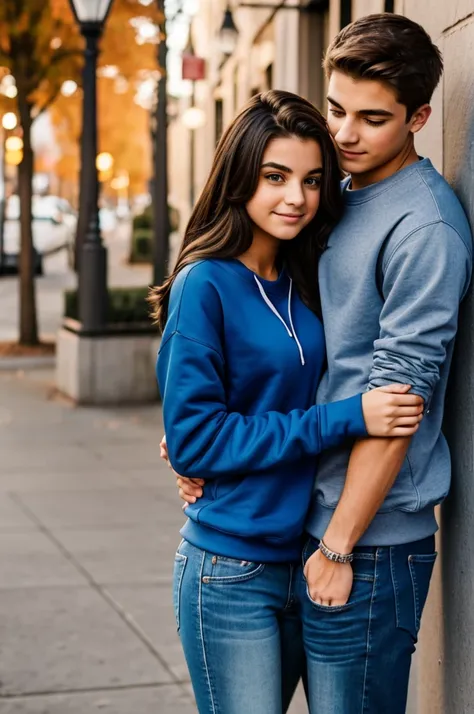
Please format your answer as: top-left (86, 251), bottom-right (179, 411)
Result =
top-left (377, 383), bottom-right (411, 394)
top-left (394, 406), bottom-right (424, 417)
top-left (177, 476), bottom-right (203, 504)
top-left (391, 394), bottom-right (424, 406)
top-left (376, 385), bottom-right (424, 406)
top-left (390, 424), bottom-right (420, 436)
top-left (393, 415), bottom-right (423, 426)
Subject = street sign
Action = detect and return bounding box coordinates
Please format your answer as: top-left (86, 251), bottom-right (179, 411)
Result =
top-left (182, 55), bottom-right (206, 81)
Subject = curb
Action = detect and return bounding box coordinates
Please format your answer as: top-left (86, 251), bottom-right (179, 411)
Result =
top-left (0, 355), bottom-right (56, 371)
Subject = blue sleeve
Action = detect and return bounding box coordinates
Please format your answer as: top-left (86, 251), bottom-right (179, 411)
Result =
top-left (158, 265), bottom-right (367, 480)
top-left (368, 222), bottom-right (472, 407)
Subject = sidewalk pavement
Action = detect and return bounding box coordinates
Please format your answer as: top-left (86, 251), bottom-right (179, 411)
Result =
top-left (0, 369), bottom-right (307, 713)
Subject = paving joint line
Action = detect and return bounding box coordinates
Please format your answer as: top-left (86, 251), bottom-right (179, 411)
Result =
top-left (0, 680), bottom-right (192, 700)
top-left (8, 491), bottom-right (185, 691)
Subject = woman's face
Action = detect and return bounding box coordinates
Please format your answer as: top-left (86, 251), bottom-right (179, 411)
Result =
top-left (246, 136), bottom-right (323, 243)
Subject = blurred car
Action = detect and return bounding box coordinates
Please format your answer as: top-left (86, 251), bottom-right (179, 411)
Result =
top-left (2, 195), bottom-right (77, 274)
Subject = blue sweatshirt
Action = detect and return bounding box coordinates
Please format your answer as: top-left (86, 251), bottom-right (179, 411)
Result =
top-left (306, 159), bottom-right (473, 546)
top-left (157, 258), bottom-right (367, 562)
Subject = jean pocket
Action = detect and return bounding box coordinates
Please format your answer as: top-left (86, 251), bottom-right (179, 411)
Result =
top-left (409, 553), bottom-right (437, 631)
top-left (391, 550), bottom-right (437, 640)
top-left (173, 552), bottom-right (188, 631)
top-left (203, 555), bottom-right (265, 584)
top-left (305, 554), bottom-right (376, 613)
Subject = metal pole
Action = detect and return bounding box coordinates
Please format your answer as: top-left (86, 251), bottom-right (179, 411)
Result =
top-left (152, 0), bottom-right (170, 287)
top-left (0, 127), bottom-right (5, 275)
top-left (77, 24), bottom-right (108, 334)
top-left (74, 25), bottom-right (99, 272)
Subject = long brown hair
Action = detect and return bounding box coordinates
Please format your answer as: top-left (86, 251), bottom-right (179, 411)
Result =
top-left (149, 90), bottom-right (342, 330)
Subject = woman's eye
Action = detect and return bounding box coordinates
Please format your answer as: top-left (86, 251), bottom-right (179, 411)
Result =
top-left (266, 173), bottom-right (284, 183)
top-left (305, 177), bottom-right (321, 187)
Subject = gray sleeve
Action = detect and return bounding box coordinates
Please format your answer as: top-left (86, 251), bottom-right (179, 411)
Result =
top-left (368, 221), bottom-right (472, 406)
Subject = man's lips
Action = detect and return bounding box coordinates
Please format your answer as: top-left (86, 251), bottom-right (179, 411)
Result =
top-left (339, 148), bottom-right (366, 158)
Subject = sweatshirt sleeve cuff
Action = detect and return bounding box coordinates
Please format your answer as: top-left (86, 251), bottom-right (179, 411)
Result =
top-left (347, 393), bottom-right (369, 436)
top-left (322, 393), bottom-right (368, 447)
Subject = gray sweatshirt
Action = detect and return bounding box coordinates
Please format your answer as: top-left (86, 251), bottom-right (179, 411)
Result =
top-left (306, 158), bottom-right (473, 546)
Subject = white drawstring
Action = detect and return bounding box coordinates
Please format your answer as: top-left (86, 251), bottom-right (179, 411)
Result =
top-left (287, 280), bottom-right (306, 366)
top-left (254, 275), bottom-right (305, 366)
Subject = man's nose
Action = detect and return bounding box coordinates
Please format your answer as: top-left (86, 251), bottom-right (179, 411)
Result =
top-left (335, 118), bottom-right (359, 145)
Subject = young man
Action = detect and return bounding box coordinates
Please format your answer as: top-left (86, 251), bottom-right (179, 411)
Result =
top-left (167, 13), bottom-right (472, 714)
top-left (297, 13), bottom-right (472, 714)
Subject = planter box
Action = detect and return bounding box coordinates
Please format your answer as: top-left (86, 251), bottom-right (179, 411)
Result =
top-left (56, 319), bottom-right (160, 405)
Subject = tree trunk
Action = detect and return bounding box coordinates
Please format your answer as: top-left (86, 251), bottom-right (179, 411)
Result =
top-left (17, 96), bottom-right (38, 346)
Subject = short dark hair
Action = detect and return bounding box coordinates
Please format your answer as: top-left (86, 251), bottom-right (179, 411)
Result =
top-left (324, 13), bottom-right (443, 119)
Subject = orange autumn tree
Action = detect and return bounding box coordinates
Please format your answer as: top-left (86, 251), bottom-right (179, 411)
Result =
top-left (0, 0), bottom-right (161, 345)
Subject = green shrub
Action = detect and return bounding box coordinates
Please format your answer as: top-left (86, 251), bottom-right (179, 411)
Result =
top-left (64, 286), bottom-right (152, 325)
top-left (129, 228), bottom-right (153, 264)
top-left (132, 203), bottom-right (180, 233)
top-left (132, 205), bottom-right (153, 231)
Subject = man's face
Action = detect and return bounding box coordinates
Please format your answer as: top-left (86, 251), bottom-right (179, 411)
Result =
top-left (326, 70), bottom-right (429, 186)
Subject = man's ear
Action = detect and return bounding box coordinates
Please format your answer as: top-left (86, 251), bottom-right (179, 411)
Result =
top-left (409, 104), bottom-right (432, 135)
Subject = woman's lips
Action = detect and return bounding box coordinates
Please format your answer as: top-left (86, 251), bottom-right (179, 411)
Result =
top-left (273, 212), bottom-right (304, 223)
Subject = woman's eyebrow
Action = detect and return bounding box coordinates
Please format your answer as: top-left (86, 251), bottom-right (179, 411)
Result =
top-left (261, 163), bottom-right (323, 175)
top-left (261, 161), bottom-right (292, 172)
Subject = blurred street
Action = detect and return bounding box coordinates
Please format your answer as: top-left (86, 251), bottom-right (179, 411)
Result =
top-left (0, 367), bottom-right (194, 712)
top-left (0, 222), bottom-right (153, 343)
top-left (0, 367), bottom-right (307, 713)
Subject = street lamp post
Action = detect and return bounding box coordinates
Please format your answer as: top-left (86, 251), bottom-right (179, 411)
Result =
top-left (68, 0), bottom-right (114, 334)
top-left (152, 0), bottom-right (170, 287)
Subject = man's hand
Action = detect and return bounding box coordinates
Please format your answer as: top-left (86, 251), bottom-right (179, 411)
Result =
top-left (303, 548), bottom-right (353, 607)
top-left (159, 435), bottom-right (205, 508)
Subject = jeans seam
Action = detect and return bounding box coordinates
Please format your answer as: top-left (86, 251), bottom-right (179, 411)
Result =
top-left (408, 558), bottom-right (421, 631)
top-left (361, 549), bottom-right (378, 714)
top-left (284, 564), bottom-right (293, 610)
top-left (199, 551), bottom-right (217, 714)
top-left (174, 553), bottom-right (187, 631)
top-left (389, 547), bottom-right (401, 628)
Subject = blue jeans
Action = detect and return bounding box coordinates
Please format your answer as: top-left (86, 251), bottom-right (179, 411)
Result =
top-left (173, 539), bottom-right (305, 714)
top-left (298, 535), bottom-right (437, 714)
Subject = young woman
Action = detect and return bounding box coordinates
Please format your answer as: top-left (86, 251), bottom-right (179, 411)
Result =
top-left (149, 90), bottom-right (423, 714)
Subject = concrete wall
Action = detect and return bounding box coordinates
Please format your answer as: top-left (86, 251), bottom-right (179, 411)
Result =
top-left (399, 3), bottom-right (474, 713)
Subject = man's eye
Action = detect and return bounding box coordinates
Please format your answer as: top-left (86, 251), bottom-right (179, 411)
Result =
top-left (329, 109), bottom-right (345, 117)
top-left (365, 119), bottom-right (386, 127)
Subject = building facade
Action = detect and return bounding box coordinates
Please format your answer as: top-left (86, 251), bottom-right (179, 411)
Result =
top-left (168, 3), bottom-right (474, 710)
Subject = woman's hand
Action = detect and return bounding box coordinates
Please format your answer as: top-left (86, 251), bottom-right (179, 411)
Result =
top-left (160, 434), bottom-right (205, 507)
top-left (362, 384), bottom-right (424, 437)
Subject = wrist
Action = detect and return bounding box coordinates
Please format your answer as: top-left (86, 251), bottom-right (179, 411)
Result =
top-left (319, 539), bottom-right (354, 564)
top-left (321, 532), bottom-right (355, 555)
